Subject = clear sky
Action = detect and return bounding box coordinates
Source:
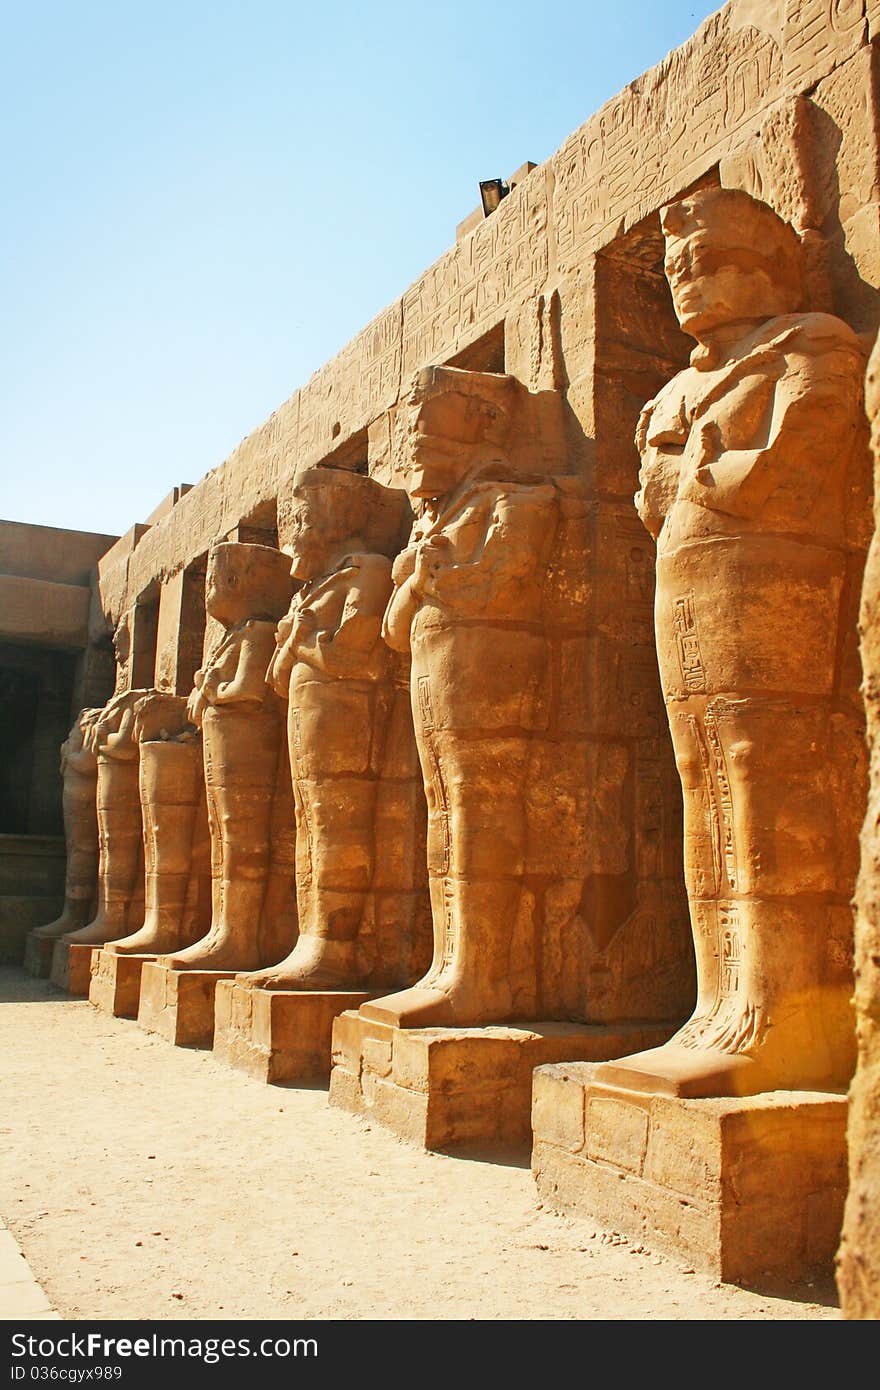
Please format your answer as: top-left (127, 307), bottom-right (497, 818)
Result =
top-left (1, 1), bottom-right (721, 538)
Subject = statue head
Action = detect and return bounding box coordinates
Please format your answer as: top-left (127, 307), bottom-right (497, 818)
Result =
top-left (660, 187), bottom-right (805, 344)
top-left (395, 365), bottom-right (517, 500)
top-left (277, 468), bottom-right (409, 582)
top-left (205, 542), bottom-right (294, 627)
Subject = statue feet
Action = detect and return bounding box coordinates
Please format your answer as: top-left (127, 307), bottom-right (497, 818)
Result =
top-left (593, 997), bottom-right (849, 1098)
top-left (32, 910), bottom-right (86, 942)
top-left (104, 922), bottom-right (179, 956)
top-left (241, 937), bottom-right (358, 991)
top-left (160, 928), bottom-right (261, 973)
top-left (360, 974), bottom-right (513, 1029)
top-left (61, 915), bottom-right (126, 948)
top-left (593, 1041), bottom-right (769, 1099)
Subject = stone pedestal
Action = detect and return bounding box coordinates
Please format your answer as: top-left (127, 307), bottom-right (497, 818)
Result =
top-left (329, 1012), bottom-right (676, 1150)
top-left (531, 1062), bottom-right (848, 1284)
top-left (23, 933), bottom-right (56, 978)
top-left (89, 949), bottom-right (153, 1018)
top-left (137, 962), bottom-right (233, 1047)
top-left (49, 941), bottom-right (95, 996)
top-left (213, 982), bottom-right (374, 1084)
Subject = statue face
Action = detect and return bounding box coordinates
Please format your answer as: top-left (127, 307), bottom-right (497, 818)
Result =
top-left (404, 389), bottom-right (489, 500)
top-left (664, 231), bottom-right (782, 339)
top-left (285, 491), bottom-right (330, 581)
top-left (205, 546), bottom-right (244, 625)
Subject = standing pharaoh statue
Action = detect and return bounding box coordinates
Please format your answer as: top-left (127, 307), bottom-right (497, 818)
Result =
top-left (361, 366), bottom-right (577, 1028)
top-left (31, 708), bottom-right (102, 943)
top-left (104, 692), bottom-right (210, 957)
top-left (61, 688), bottom-right (150, 948)
top-left (247, 467), bottom-right (428, 990)
top-left (597, 187), bottom-right (870, 1098)
top-left (160, 541), bottom-right (294, 972)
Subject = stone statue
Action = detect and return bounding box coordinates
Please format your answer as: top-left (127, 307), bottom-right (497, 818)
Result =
top-left (245, 466), bottom-right (426, 991)
top-left (160, 541), bottom-right (294, 972)
top-left (104, 692), bottom-right (210, 957)
top-left (361, 365), bottom-right (580, 1028)
top-left (597, 186), bottom-right (870, 1098)
top-left (31, 708), bottom-right (102, 943)
top-left (61, 689), bottom-right (151, 948)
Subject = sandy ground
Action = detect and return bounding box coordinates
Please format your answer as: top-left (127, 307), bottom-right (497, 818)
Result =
top-left (0, 967), bottom-right (837, 1321)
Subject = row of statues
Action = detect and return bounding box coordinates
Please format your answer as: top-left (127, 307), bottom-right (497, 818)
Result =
top-left (34, 185), bottom-right (873, 1109)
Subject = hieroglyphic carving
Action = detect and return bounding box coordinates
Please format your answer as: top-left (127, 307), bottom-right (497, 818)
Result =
top-left (782, 0), bottom-right (866, 92)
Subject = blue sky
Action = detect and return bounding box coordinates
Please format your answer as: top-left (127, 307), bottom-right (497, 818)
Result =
top-left (1, 1), bottom-right (721, 537)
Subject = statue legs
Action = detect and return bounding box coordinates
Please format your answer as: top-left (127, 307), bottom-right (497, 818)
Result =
top-left (364, 717), bottom-right (535, 1027)
top-left (63, 757), bottom-right (142, 947)
top-left (33, 771), bottom-right (98, 941)
top-left (162, 705), bottom-right (282, 971)
top-left (598, 696), bottom-right (859, 1096)
top-left (110, 740), bottom-right (203, 955)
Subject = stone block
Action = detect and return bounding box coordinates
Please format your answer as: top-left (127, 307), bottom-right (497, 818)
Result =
top-left (329, 1015), bottom-right (674, 1150)
top-left (213, 983), bottom-right (373, 1084)
top-left (531, 1063), bottom-right (848, 1283)
top-left (88, 949), bottom-right (153, 1019)
top-left (49, 941), bottom-right (95, 996)
top-left (137, 962), bottom-right (233, 1048)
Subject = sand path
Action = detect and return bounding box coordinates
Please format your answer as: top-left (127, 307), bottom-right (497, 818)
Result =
top-left (0, 968), bottom-right (836, 1321)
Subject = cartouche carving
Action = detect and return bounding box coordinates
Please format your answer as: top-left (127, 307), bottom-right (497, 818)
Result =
top-left (160, 542), bottom-right (295, 972)
top-left (596, 187), bottom-right (870, 1098)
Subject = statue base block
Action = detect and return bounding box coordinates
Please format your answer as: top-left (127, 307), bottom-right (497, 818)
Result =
top-left (23, 933), bottom-right (56, 978)
top-left (213, 982), bottom-right (374, 1084)
top-left (89, 949), bottom-right (154, 1018)
top-left (137, 962), bottom-right (234, 1048)
top-left (49, 941), bottom-right (95, 996)
top-left (531, 1062), bottom-right (848, 1284)
top-left (328, 1012), bottom-right (677, 1150)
